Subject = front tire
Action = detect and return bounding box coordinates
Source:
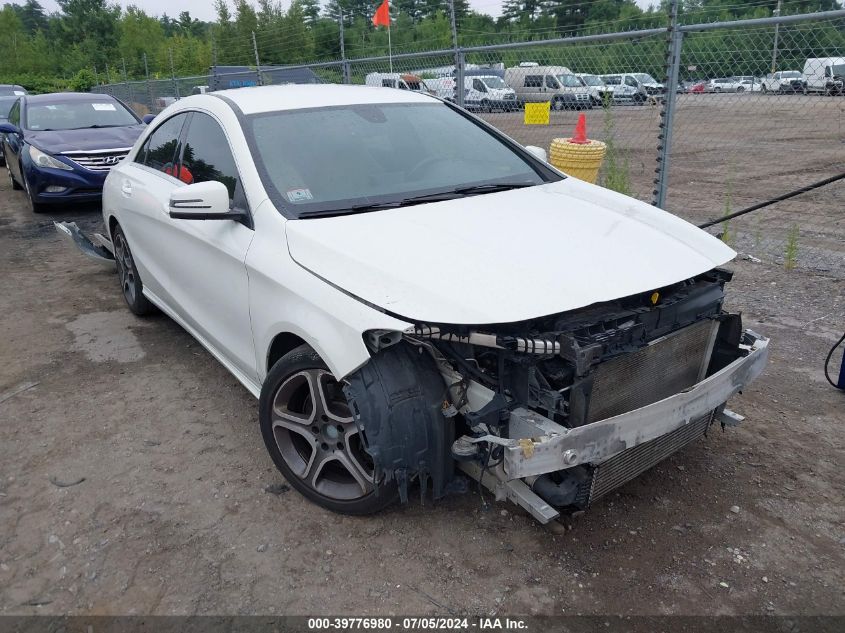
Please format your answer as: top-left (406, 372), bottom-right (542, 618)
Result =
top-left (551, 96), bottom-right (566, 111)
top-left (260, 344), bottom-right (398, 515)
top-left (112, 224), bottom-right (156, 316)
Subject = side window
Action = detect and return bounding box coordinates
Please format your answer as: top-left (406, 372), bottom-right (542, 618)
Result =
top-left (545, 75), bottom-right (559, 89)
top-left (524, 75), bottom-right (542, 88)
top-left (381, 79), bottom-right (394, 88)
top-left (180, 112), bottom-right (243, 206)
top-left (8, 100), bottom-right (20, 126)
top-left (140, 113), bottom-right (189, 175)
top-left (625, 77), bottom-right (638, 87)
top-left (472, 79), bottom-right (486, 92)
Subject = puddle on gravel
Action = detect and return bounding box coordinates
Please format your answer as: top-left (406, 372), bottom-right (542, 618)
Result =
top-left (65, 311), bottom-right (148, 363)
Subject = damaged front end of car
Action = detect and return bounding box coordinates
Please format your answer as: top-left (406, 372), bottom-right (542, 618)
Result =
top-left (345, 267), bottom-right (769, 523)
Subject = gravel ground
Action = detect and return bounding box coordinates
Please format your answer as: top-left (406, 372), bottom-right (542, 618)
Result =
top-left (1, 115), bottom-right (844, 616)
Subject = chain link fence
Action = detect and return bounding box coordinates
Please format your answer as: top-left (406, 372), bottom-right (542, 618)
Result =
top-left (98, 10), bottom-right (845, 277)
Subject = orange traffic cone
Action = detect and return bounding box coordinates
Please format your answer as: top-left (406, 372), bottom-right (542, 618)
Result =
top-left (568, 113), bottom-right (589, 144)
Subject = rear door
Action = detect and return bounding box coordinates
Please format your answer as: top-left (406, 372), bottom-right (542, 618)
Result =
top-left (156, 111), bottom-right (257, 380)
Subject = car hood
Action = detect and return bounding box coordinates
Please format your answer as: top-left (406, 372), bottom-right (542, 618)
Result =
top-left (285, 178), bottom-right (736, 325)
top-left (25, 125), bottom-right (145, 154)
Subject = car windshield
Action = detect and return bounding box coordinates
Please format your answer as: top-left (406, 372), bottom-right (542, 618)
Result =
top-left (580, 75), bottom-right (604, 86)
top-left (248, 102), bottom-right (551, 216)
top-left (480, 76), bottom-right (506, 89)
top-left (832, 64), bottom-right (845, 76)
top-left (602, 76), bottom-right (621, 85)
top-left (25, 99), bottom-right (138, 131)
top-left (557, 74), bottom-right (583, 88)
top-left (634, 73), bottom-right (657, 84)
top-left (781, 71), bottom-right (802, 78)
top-left (0, 96), bottom-right (17, 118)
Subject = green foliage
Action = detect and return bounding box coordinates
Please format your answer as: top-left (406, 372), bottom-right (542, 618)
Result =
top-left (784, 224), bottom-right (799, 270)
top-left (720, 163), bottom-right (734, 247)
top-left (600, 98), bottom-right (631, 196)
top-left (0, 0), bottom-right (843, 91)
top-left (69, 67), bottom-right (97, 91)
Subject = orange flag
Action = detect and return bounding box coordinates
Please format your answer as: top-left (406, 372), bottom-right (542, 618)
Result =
top-left (372, 0), bottom-right (390, 27)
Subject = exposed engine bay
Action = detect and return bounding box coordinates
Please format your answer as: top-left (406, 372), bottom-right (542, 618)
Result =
top-left (346, 268), bottom-right (769, 523)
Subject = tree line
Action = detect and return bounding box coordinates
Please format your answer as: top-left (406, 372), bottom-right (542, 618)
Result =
top-left (0, 0), bottom-right (842, 93)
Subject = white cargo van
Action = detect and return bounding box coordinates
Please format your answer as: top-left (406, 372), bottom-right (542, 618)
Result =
top-left (802, 57), bottom-right (845, 95)
top-left (463, 76), bottom-right (518, 112)
top-left (504, 65), bottom-right (592, 110)
top-left (365, 72), bottom-right (430, 93)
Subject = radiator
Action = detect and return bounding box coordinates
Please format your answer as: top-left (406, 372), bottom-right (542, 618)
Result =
top-left (584, 411), bottom-right (714, 504)
top-left (586, 319), bottom-right (718, 424)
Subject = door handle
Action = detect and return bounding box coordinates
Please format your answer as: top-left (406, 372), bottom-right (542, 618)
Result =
top-left (121, 181), bottom-right (132, 196)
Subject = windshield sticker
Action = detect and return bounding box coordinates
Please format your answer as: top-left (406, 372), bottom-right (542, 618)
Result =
top-left (14, 91), bottom-right (25, 96)
top-left (286, 188), bottom-right (313, 203)
top-left (92, 103), bottom-right (117, 111)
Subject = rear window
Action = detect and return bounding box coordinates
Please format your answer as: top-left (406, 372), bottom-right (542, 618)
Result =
top-left (0, 97), bottom-right (17, 118)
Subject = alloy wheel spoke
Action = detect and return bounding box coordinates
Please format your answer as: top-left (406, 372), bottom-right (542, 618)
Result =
top-left (272, 370), bottom-right (318, 425)
top-left (315, 370), bottom-right (353, 424)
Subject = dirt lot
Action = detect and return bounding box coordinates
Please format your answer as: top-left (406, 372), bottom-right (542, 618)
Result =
top-left (1, 98), bottom-right (844, 617)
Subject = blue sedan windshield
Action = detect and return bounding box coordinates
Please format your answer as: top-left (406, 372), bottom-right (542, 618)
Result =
top-left (26, 99), bottom-right (138, 131)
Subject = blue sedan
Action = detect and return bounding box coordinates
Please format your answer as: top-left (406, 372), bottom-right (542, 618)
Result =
top-left (0, 92), bottom-right (147, 213)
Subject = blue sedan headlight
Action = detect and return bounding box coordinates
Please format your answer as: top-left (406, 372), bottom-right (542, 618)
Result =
top-left (29, 145), bottom-right (73, 171)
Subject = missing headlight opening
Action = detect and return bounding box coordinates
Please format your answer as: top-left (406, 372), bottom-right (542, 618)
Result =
top-left (353, 267), bottom-right (769, 524)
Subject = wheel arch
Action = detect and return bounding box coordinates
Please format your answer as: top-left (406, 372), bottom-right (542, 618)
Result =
top-left (266, 331), bottom-right (308, 375)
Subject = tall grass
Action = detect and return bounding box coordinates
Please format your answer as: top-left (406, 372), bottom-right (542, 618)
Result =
top-left (600, 96), bottom-right (631, 196)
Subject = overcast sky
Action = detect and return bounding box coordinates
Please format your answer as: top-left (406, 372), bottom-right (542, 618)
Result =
top-left (4, 0), bottom-right (658, 22)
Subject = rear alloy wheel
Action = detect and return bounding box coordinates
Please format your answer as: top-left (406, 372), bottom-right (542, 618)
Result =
top-left (112, 224), bottom-right (156, 316)
top-left (7, 163), bottom-right (21, 190)
top-left (552, 97), bottom-right (566, 111)
top-left (260, 345), bottom-right (397, 515)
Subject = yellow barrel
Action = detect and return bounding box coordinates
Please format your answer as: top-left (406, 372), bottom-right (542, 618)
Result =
top-left (548, 138), bottom-right (607, 184)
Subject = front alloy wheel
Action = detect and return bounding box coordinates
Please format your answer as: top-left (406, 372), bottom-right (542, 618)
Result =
top-left (260, 345), bottom-right (397, 515)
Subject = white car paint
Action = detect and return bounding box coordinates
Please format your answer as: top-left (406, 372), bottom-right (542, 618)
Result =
top-left (102, 84), bottom-right (733, 397)
top-left (286, 178), bottom-right (734, 324)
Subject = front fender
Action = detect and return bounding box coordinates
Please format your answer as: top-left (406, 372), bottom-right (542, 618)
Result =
top-left (247, 203), bottom-right (412, 382)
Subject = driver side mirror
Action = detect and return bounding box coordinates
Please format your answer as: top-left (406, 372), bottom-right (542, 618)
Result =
top-left (169, 180), bottom-right (246, 223)
top-left (525, 145), bottom-right (548, 163)
top-left (142, 114), bottom-right (156, 125)
top-left (0, 122), bottom-right (21, 135)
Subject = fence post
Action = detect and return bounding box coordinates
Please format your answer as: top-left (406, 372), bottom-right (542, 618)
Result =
top-left (447, 0), bottom-right (464, 107)
top-left (252, 31), bottom-right (263, 86)
top-left (339, 9), bottom-right (350, 84)
top-left (653, 0), bottom-right (682, 209)
top-left (169, 48), bottom-right (180, 99)
top-left (121, 57), bottom-right (134, 105)
top-left (143, 53), bottom-right (153, 112)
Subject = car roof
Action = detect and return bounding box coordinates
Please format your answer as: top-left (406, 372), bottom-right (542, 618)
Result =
top-left (207, 84), bottom-right (435, 115)
top-left (24, 92), bottom-right (118, 105)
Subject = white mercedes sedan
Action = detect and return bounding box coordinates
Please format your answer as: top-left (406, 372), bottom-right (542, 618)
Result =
top-left (60, 85), bottom-right (769, 523)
